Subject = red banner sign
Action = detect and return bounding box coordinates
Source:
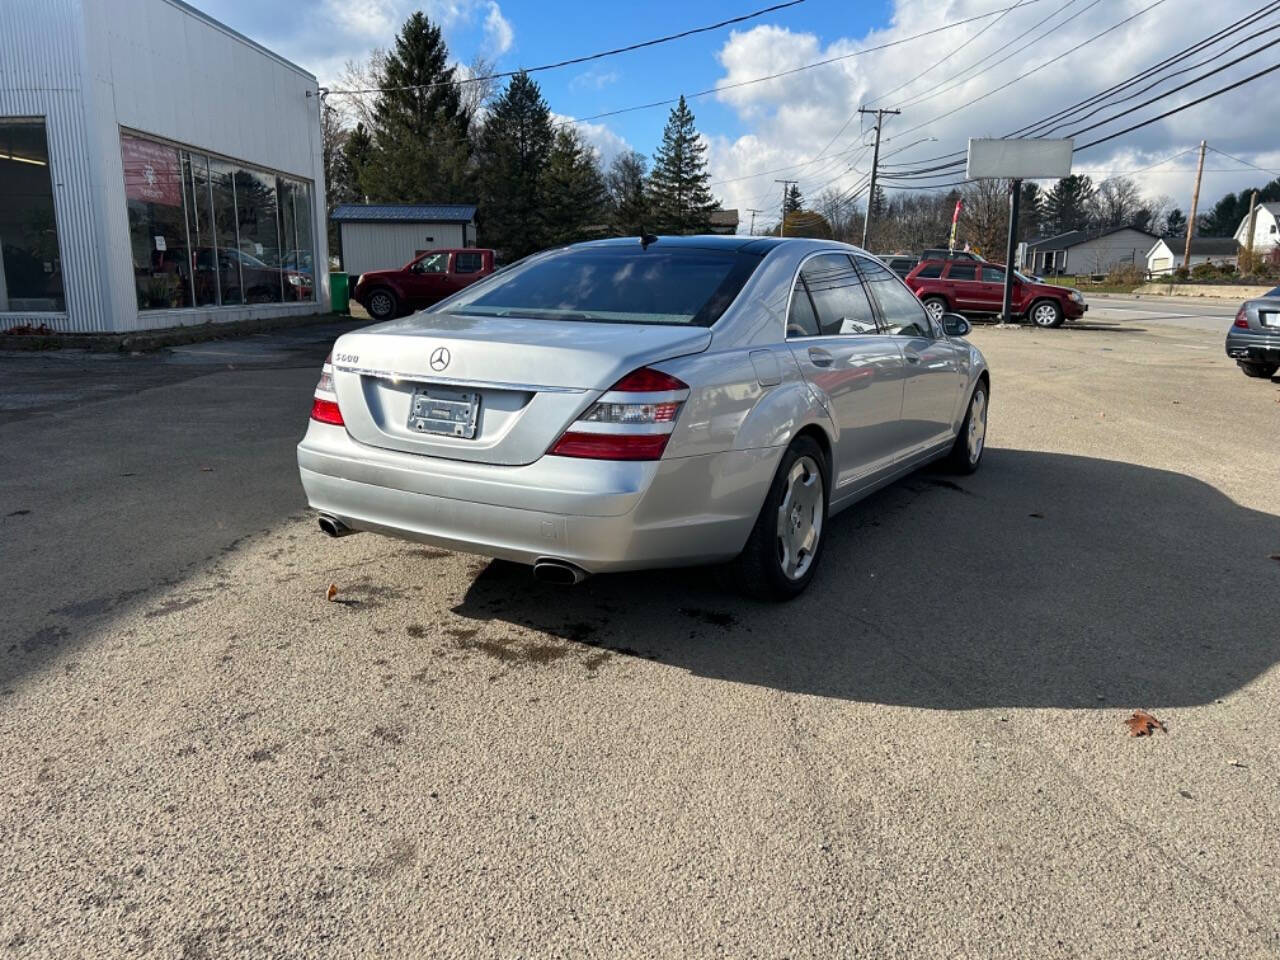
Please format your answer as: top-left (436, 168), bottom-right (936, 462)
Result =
top-left (121, 134), bottom-right (182, 207)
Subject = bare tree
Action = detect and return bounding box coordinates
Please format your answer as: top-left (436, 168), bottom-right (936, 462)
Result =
top-left (1090, 176), bottom-right (1144, 229)
top-left (457, 55), bottom-right (500, 130)
top-left (334, 49), bottom-right (387, 129)
top-left (959, 178), bottom-right (1010, 258)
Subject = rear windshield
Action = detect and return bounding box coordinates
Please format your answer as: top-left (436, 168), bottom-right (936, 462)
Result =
top-left (432, 245), bottom-right (759, 326)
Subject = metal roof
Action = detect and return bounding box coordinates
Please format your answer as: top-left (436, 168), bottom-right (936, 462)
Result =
top-left (1025, 225), bottom-right (1159, 251)
top-left (331, 203), bottom-right (478, 223)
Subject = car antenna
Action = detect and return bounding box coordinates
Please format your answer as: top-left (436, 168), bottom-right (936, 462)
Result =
top-left (639, 227), bottom-right (658, 250)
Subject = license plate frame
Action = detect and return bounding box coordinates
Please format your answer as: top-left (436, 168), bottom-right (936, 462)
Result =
top-left (1260, 311), bottom-right (1280, 329)
top-left (406, 385), bottom-right (480, 438)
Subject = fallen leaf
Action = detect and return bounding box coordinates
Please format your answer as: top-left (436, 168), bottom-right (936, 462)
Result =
top-left (326, 583), bottom-right (338, 602)
top-left (1226, 758), bottom-right (1248, 769)
top-left (1125, 709), bottom-right (1166, 737)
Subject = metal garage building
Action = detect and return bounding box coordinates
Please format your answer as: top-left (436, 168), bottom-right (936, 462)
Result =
top-left (332, 204), bottom-right (479, 278)
top-left (0, 0), bottom-right (328, 332)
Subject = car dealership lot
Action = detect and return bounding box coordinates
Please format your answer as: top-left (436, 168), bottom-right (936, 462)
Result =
top-left (2, 306), bottom-right (1279, 957)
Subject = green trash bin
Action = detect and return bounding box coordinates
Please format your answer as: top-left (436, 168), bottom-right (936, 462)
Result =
top-left (329, 271), bottom-right (349, 314)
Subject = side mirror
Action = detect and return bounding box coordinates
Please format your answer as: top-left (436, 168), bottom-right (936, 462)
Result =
top-left (941, 313), bottom-right (971, 337)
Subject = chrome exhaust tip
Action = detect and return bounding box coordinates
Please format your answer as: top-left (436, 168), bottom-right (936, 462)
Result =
top-left (318, 515), bottom-right (357, 538)
top-left (532, 559), bottom-right (588, 585)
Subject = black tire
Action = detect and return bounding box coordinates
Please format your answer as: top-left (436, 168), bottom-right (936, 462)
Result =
top-left (1239, 361), bottom-right (1278, 379)
top-left (946, 379), bottom-right (988, 474)
top-left (1028, 299), bottom-right (1064, 328)
top-left (922, 296), bottom-right (948, 324)
top-left (366, 287), bottom-right (399, 321)
top-left (733, 436), bottom-right (829, 601)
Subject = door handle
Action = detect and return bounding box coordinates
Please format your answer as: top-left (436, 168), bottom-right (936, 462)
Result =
top-left (904, 352), bottom-right (921, 364)
top-left (808, 347), bottom-right (834, 367)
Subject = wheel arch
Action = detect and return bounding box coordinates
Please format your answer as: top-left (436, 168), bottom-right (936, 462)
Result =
top-left (792, 423), bottom-right (834, 486)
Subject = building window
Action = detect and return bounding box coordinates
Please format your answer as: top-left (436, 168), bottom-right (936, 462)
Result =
top-left (120, 130), bottom-right (315, 310)
top-left (0, 118), bottom-right (64, 313)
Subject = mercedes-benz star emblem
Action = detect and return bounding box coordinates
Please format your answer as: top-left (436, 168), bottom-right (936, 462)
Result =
top-left (429, 347), bottom-right (451, 371)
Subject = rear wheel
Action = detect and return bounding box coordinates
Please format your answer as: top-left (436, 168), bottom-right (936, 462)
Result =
top-left (1239, 361), bottom-right (1278, 379)
top-left (366, 287), bottom-right (399, 320)
top-left (734, 436), bottom-right (828, 601)
top-left (1029, 299), bottom-right (1064, 328)
top-left (922, 296), bottom-right (948, 323)
top-left (946, 380), bottom-right (988, 474)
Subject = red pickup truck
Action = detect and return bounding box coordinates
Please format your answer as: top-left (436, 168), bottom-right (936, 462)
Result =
top-left (905, 258), bottom-right (1087, 328)
top-left (352, 248), bottom-right (496, 320)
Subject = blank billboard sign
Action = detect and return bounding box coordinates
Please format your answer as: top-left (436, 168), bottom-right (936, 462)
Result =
top-left (966, 138), bottom-right (1073, 179)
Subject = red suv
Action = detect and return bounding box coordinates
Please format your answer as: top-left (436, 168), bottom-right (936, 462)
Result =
top-left (352, 248), bottom-right (496, 320)
top-left (905, 259), bottom-right (1087, 328)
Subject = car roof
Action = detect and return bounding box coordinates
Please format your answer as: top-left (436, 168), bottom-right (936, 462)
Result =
top-left (574, 234), bottom-right (796, 256)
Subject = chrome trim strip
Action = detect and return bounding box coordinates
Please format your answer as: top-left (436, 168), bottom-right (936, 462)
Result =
top-left (596, 389), bottom-right (689, 405)
top-left (333, 364), bottom-right (588, 394)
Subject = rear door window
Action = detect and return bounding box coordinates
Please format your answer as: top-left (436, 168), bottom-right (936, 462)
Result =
top-left (915, 262), bottom-right (943, 279)
top-left (981, 265), bottom-right (1005, 283)
top-left (787, 278), bottom-right (820, 337)
top-left (800, 254), bottom-right (878, 336)
top-left (455, 252), bottom-right (484, 274)
top-left (857, 256), bottom-right (933, 338)
top-left (947, 263), bottom-right (977, 281)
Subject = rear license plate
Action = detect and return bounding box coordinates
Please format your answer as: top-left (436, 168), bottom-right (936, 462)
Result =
top-left (407, 385), bottom-right (480, 438)
top-left (1261, 311), bottom-right (1279, 328)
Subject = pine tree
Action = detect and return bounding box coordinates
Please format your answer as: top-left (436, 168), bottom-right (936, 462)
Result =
top-left (648, 96), bottom-right (719, 234)
top-left (606, 151), bottom-right (650, 235)
top-left (784, 184), bottom-right (804, 215)
top-left (360, 12), bottom-right (473, 204)
top-left (1164, 207), bottom-right (1187, 238)
top-left (543, 128), bottom-right (609, 246)
top-left (476, 72), bottom-right (555, 259)
top-left (1044, 175), bottom-right (1095, 235)
top-left (1017, 181), bottom-right (1044, 238)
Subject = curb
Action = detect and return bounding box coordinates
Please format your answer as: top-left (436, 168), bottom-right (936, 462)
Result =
top-left (1, 311), bottom-right (354, 353)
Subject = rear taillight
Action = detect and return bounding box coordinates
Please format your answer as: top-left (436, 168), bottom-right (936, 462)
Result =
top-left (310, 353), bottom-right (344, 426)
top-left (548, 366), bottom-right (690, 461)
top-left (1234, 308), bottom-right (1250, 329)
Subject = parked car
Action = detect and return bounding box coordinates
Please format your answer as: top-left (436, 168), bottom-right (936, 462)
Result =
top-left (883, 255), bottom-right (918, 279)
top-left (298, 236), bottom-right (989, 600)
top-left (1225, 284), bottom-right (1280, 380)
top-left (906, 258), bottom-right (1087, 328)
top-left (921, 248), bottom-right (984, 262)
top-left (352, 248), bottom-right (496, 320)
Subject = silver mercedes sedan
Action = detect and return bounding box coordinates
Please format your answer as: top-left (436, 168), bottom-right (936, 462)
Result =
top-left (297, 236), bottom-right (989, 599)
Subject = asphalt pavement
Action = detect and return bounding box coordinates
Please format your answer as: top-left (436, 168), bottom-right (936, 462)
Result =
top-left (2, 310), bottom-right (1279, 958)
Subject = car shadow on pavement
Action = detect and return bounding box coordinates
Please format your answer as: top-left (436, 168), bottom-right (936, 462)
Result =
top-left (454, 449), bottom-right (1280, 709)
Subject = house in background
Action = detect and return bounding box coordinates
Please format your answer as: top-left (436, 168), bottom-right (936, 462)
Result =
top-left (332, 204), bottom-right (478, 278)
top-left (1233, 201), bottom-right (1280, 255)
top-left (1145, 236), bottom-right (1240, 275)
top-left (708, 210), bottom-right (740, 235)
top-left (1020, 225), bottom-right (1159, 276)
top-left (0, 0), bottom-right (328, 332)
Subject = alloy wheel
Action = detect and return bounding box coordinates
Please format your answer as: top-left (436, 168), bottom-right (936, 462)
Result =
top-left (370, 292), bottom-right (393, 318)
top-left (924, 299), bottom-right (946, 321)
top-left (775, 455), bottom-right (823, 581)
top-left (967, 388), bottom-right (987, 464)
top-left (1032, 303), bottom-right (1059, 326)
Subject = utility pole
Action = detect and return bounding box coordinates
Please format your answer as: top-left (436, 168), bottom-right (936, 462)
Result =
top-left (1182, 139), bottom-right (1207, 270)
top-left (999, 179), bottom-right (1023, 325)
top-left (774, 180), bottom-right (798, 237)
top-left (858, 107), bottom-right (900, 251)
top-left (746, 207), bottom-right (764, 236)
top-left (1244, 190), bottom-right (1260, 269)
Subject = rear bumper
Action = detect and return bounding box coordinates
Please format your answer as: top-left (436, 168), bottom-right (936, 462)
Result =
top-left (1226, 329), bottom-right (1280, 362)
top-left (296, 422), bottom-right (780, 572)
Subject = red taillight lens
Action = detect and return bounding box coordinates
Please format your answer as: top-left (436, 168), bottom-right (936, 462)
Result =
top-left (548, 432), bottom-right (671, 460)
top-left (1234, 309), bottom-right (1250, 329)
top-left (609, 367), bottom-right (688, 392)
top-left (310, 397), bottom-right (344, 425)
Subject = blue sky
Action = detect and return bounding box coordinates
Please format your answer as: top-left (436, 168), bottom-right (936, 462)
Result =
top-left (196, 0), bottom-right (1280, 229)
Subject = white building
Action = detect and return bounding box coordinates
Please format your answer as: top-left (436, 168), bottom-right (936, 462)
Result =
top-left (332, 204), bottom-right (478, 278)
top-left (1020, 226), bottom-right (1158, 276)
top-left (0, 0), bottom-right (328, 333)
top-left (1145, 236), bottom-right (1240, 275)
top-left (1233, 202), bottom-right (1280, 255)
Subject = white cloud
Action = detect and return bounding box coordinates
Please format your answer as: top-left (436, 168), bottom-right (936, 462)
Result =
top-left (482, 2), bottom-right (514, 57)
top-left (551, 113), bottom-right (633, 168)
top-left (705, 0), bottom-right (1280, 228)
top-left (569, 69), bottom-right (621, 92)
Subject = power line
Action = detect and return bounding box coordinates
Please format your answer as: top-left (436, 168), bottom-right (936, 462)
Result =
top-left (1205, 145), bottom-right (1280, 178)
top-left (325, 0), bottom-right (807, 95)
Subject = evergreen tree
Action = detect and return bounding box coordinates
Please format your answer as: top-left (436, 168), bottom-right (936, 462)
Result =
top-left (1164, 207), bottom-right (1186, 238)
top-left (1017, 181), bottom-right (1045, 238)
top-left (360, 12), bottom-right (473, 204)
top-left (1044, 175), bottom-right (1095, 235)
top-left (648, 96), bottom-right (719, 234)
top-left (476, 72), bottom-right (555, 259)
top-left (784, 184), bottom-right (804, 215)
top-left (543, 128), bottom-right (609, 246)
top-left (606, 151), bottom-right (650, 234)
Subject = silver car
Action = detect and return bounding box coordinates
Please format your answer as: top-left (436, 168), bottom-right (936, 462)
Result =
top-left (1225, 284), bottom-right (1280, 380)
top-left (297, 236), bottom-right (989, 599)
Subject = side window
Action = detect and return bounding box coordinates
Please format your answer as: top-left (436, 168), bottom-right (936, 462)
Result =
top-left (857, 256), bottom-right (933, 338)
top-left (800, 254), bottom-right (878, 336)
top-left (786, 278), bottom-right (820, 337)
top-left (455, 252), bottom-right (484, 274)
top-left (916, 262), bottom-right (943, 279)
top-left (947, 263), bottom-right (977, 281)
top-left (981, 265), bottom-right (1005, 283)
top-left (414, 252), bottom-right (449, 274)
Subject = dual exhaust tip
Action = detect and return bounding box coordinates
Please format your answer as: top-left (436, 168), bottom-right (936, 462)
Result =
top-left (317, 516), bottom-right (587, 585)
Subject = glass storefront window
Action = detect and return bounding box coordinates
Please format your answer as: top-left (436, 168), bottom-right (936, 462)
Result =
top-left (122, 133), bottom-right (193, 310)
top-left (0, 119), bottom-right (65, 313)
top-left (119, 131), bottom-right (314, 312)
